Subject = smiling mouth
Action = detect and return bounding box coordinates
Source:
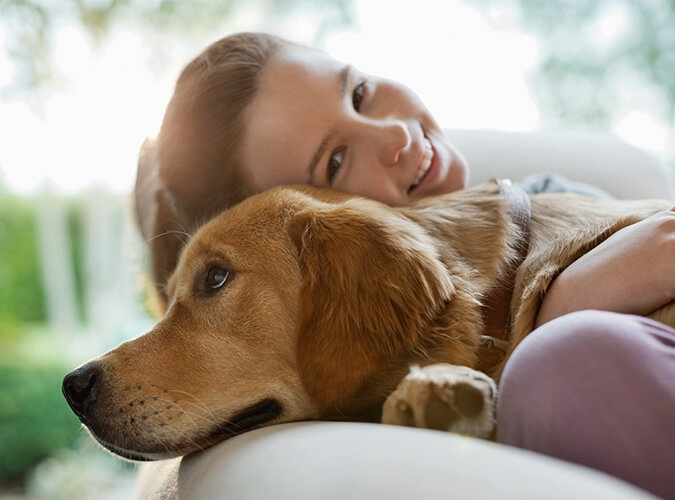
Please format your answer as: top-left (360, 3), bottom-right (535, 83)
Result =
top-left (408, 136), bottom-right (434, 193)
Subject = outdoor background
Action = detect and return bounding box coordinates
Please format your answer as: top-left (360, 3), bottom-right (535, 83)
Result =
top-left (1, 0), bottom-right (673, 498)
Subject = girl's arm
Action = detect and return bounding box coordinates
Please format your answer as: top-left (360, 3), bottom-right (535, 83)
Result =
top-left (535, 207), bottom-right (675, 326)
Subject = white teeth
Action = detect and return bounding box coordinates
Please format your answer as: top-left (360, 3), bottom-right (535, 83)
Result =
top-left (410, 137), bottom-right (433, 191)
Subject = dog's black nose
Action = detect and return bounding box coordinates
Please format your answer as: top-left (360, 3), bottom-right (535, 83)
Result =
top-left (62, 363), bottom-right (100, 420)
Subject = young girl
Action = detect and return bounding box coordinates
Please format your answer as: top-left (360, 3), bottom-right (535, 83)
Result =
top-left (135, 32), bottom-right (675, 498)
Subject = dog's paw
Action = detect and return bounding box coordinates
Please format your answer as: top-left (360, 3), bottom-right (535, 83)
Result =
top-left (381, 363), bottom-right (496, 438)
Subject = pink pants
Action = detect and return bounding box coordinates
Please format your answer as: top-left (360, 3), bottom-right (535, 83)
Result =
top-left (497, 310), bottom-right (675, 498)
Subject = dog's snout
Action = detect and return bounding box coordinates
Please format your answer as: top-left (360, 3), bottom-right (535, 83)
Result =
top-left (62, 362), bottom-right (100, 420)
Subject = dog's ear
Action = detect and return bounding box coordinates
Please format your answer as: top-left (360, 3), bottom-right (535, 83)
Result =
top-left (289, 201), bottom-right (455, 412)
top-left (134, 139), bottom-right (186, 312)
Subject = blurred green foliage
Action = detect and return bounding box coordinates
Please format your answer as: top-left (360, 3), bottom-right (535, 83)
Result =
top-left (472, 0), bottom-right (675, 130)
top-left (66, 200), bottom-right (86, 323)
top-left (0, 192), bottom-right (46, 332)
top-left (0, 192), bottom-right (87, 336)
top-left (0, 344), bottom-right (81, 486)
top-left (0, 192), bottom-right (87, 485)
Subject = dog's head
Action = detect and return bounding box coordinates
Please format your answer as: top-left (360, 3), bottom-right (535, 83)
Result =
top-left (63, 186), bottom-right (463, 460)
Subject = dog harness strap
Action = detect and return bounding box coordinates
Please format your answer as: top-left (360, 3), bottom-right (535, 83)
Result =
top-left (477, 179), bottom-right (532, 374)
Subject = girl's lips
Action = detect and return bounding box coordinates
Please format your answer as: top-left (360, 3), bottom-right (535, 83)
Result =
top-left (408, 136), bottom-right (440, 195)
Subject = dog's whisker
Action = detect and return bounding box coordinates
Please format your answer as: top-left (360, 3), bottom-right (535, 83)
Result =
top-left (156, 396), bottom-right (202, 419)
top-left (153, 411), bottom-right (205, 456)
top-left (156, 397), bottom-right (202, 424)
top-left (172, 218), bottom-right (197, 246)
top-left (211, 416), bottom-right (247, 433)
top-left (175, 400), bottom-right (220, 426)
top-left (146, 228), bottom-right (192, 245)
top-left (165, 389), bottom-right (220, 424)
top-left (170, 217), bottom-right (192, 234)
top-left (156, 397), bottom-right (218, 428)
top-left (152, 403), bottom-right (223, 453)
top-left (166, 389), bottom-right (216, 412)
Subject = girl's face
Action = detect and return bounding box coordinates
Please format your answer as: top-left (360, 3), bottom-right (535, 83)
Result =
top-left (240, 45), bottom-right (468, 206)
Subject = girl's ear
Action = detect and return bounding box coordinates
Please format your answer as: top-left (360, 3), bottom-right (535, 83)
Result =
top-left (288, 201), bottom-right (455, 413)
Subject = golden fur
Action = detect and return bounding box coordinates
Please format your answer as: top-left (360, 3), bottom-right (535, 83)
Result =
top-left (67, 182), bottom-right (674, 460)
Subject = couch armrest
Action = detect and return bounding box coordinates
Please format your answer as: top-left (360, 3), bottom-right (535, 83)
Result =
top-left (447, 129), bottom-right (674, 199)
top-left (134, 130), bottom-right (670, 500)
top-left (135, 422), bottom-right (656, 500)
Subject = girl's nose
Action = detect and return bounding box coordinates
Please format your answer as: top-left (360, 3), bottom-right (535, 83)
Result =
top-left (363, 119), bottom-right (411, 166)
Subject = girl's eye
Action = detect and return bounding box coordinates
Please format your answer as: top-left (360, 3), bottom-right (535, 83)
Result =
top-left (352, 80), bottom-right (366, 111)
top-left (327, 147), bottom-right (346, 185)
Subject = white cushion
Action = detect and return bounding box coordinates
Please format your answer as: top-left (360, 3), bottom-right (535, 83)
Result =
top-left (447, 129), bottom-right (674, 199)
top-left (136, 422), bottom-right (657, 500)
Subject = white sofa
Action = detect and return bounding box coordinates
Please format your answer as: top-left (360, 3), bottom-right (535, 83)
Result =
top-left (135, 129), bottom-right (673, 500)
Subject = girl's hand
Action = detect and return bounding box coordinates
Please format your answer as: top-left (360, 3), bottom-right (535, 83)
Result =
top-left (535, 207), bottom-right (675, 327)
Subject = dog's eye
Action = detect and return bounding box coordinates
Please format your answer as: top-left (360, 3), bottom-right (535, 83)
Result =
top-left (206, 266), bottom-right (229, 290)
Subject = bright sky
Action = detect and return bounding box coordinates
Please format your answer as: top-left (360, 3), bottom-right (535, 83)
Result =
top-left (0, 0), bottom-right (671, 195)
top-left (0, 25), bottom-right (173, 194)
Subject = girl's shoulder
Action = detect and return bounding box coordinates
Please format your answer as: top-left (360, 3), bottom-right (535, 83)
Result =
top-left (517, 173), bottom-right (612, 199)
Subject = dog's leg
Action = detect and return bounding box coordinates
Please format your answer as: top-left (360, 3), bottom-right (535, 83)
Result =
top-left (381, 363), bottom-right (496, 439)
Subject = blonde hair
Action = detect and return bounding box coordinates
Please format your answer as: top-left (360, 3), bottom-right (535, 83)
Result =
top-left (136, 32), bottom-right (286, 300)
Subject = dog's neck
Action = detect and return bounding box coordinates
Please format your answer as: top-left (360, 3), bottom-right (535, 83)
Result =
top-left (402, 179), bottom-right (532, 374)
top-left (477, 180), bottom-right (531, 372)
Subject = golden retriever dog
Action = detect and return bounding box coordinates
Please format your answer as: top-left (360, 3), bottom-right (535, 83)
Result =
top-left (62, 181), bottom-right (674, 461)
